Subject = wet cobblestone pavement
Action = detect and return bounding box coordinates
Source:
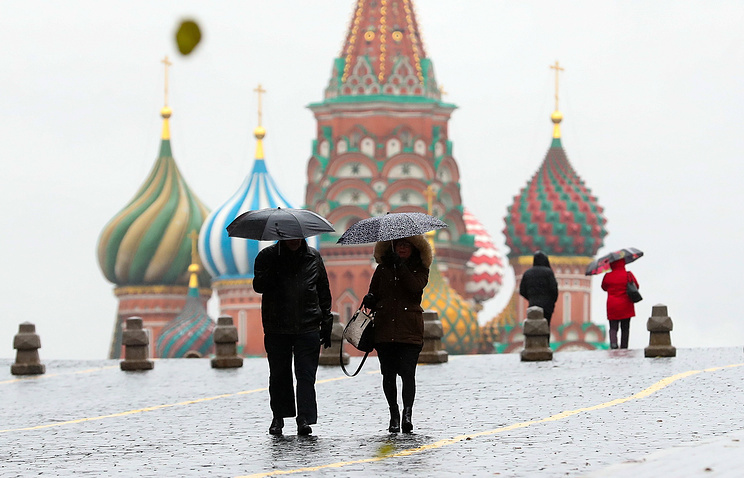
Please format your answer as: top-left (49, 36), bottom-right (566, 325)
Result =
top-left (1, 347), bottom-right (743, 477)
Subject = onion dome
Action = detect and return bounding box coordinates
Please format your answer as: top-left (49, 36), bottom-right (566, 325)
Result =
top-left (503, 109), bottom-right (607, 257)
top-left (97, 105), bottom-right (210, 286)
top-left (323, 0), bottom-right (441, 101)
top-left (156, 258), bottom-right (215, 358)
top-left (422, 253), bottom-right (480, 354)
top-left (199, 122), bottom-right (294, 279)
top-left (463, 208), bottom-right (505, 303)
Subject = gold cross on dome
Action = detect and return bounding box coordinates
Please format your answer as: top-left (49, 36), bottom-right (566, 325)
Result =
top-left (253, 84), bottom-right (267, 127)
top-left (161, 55), bottom-right (172, 106)
top-left (188, 230), bottom-right (199, 265)
top-left (549, 60), bottom-right (564, 110)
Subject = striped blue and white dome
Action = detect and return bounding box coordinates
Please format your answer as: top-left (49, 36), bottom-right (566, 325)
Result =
top-left (199, 126), bottom-right (308, 280)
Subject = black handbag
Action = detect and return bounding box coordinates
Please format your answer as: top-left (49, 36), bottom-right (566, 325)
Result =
top-left (340, 306), bottom-right (375, 377)
top-left (626, 273), bottom-right (642, 303)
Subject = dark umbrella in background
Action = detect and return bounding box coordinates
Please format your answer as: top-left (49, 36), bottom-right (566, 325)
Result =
top-left (585, 247), bottom-right (644, 275)
top-left (337, 212), bottom-right (448, 244)
top-left (227, 207), bottom-right (334, 241)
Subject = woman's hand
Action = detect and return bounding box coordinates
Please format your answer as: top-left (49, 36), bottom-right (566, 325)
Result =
top-left (383, 249), bottom-right (402, 266)
top-left (362, 293), bottom-right (377, 309)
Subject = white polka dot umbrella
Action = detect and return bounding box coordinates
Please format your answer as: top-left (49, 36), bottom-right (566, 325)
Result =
top-left (337, 212), bottom-right (448, 245)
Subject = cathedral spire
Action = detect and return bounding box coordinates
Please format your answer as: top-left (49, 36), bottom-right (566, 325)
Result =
top-left (159, 55), bottom-right (173, 157)
top-left (325, 0), bottom-right (441, 100)
top-left (549, 60), bottom-right (564, 146)
top-left (253, 84), bottom-right (266, 160)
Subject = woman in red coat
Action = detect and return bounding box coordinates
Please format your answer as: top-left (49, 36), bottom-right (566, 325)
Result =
top-left (601, 259), bottom-right (639, 349)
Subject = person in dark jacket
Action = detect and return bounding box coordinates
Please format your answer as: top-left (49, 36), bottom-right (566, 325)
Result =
top-left (253, 238), bottom-right (333, 436)
top-left (363, 234), bottom-right (431, 433)
top-left (601, 259), bottom-right (639, 349)
top-left (519, 251), bottom-right (559, 325)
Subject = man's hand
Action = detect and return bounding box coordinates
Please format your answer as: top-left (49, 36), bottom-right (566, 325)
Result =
top-left (320, 325), bottom-right (332, 349)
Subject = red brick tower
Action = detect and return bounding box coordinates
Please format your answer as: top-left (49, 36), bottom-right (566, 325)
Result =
top-left (304, 0), bottom-right (475, 323)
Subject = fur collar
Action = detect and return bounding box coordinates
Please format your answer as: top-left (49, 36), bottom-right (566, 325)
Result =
top-left (373, 234), bottom-right (433, 268)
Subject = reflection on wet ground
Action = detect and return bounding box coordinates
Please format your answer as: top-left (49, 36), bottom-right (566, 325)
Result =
top-left (1, 347), bottom-right (743, 477)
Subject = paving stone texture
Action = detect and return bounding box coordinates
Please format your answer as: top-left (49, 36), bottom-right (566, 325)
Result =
top-left (1, 347), bottom-right (743, 477)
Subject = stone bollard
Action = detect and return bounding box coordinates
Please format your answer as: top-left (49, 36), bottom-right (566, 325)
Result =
top-left (211, 315), bottom-right (244, 369)
top-left (418, 310), bottom-right (448, 364)
top-left (319, 312), bottom-right (349, 366)
top-left (645, 304), bottom-right (676, 358)
top-left (120, 317), bottom-right (154, 371)
top-left (520, 306), bottom-right (553, 362)
top-left (11, 322), bottom-right (45, 376)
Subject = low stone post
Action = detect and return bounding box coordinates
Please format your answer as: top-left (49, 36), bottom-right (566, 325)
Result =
top-left (211, 315), bottom-right (244, 369)
top-left (520, 306), bottom-right (553, 362)
top-left (120, 317), bottom-right (154, 371)
top-left (419, 310), bottom-right (448, 363)
top-left (11, 322), bottom-right (45, 376)
top-left (645, 304), bottom-right (676, 358)
top-left (319, 312), bottom-right (349, 366)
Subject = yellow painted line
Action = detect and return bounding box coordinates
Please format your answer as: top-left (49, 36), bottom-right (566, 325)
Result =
top-left (0, 366), bottom-right (378, 433)
top-left (0, 365), bottom-right (119, 385)
top-left (0, 389), bottom-right (263, 433)
top-left (236, 362), bottom-right (744, 478)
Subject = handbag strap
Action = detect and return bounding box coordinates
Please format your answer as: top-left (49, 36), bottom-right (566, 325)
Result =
top-left (340, 343), bottom-right (370, 377)
top-left (339, 304), bottom-right (371, 377)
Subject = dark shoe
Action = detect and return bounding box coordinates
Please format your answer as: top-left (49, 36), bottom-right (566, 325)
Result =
top-left (389, 406), bottom-right (400, 433)
top-left (402, 407), bottom-right (413, 433)
top-left (610, 343), bottom-right (619, 350)
top-left (297, 416), bottom-right (313, 436)
top-left (269, 417), bottom-right (284, 435)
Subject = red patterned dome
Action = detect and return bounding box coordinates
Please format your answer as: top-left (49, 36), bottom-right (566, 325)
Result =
top-left (503, 114), bottom-right (607, 258)
top-left (463, 208), bottom-right (505, 303)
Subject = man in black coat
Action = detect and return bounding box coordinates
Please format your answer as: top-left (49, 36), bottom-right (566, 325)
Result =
top-left (519, 250), bottom-right (559, 325)
top-left (253, 238), bottom-right (333, 436)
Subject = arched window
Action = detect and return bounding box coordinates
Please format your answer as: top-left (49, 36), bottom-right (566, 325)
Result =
top-left (319, 140), bottom-right (330, 158)
top-left (361, 137), bottom-right (375, 157)
top-left (387, 138), bottom-right (401, 158)
top-left (414, 139), bottom-right (426, 156)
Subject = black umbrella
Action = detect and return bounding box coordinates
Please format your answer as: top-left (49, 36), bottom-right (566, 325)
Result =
top-left (337, 212), bottom-right (448, 245)
top-left (585, 247), bottom-right (644, 276)
top-left (226, 207), bottom-right (334, 241)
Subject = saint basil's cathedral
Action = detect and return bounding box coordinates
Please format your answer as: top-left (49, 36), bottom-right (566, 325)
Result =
top-left (97, 0), bottom-right (608, 359)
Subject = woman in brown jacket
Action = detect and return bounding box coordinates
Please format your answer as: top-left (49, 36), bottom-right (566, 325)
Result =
top-left (362, 234), bottom-right (432, 433)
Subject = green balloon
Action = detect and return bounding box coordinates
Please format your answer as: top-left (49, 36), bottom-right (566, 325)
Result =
top-left (176, 20), bottom-right (201, 55)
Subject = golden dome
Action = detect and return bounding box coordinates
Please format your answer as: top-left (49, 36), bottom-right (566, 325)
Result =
top-left (161, 106), bottom-right (172, 119)
top-left (421, 260), bottom-right (480, 354)
top-left (551, 110), bottom-right (563, 124)
top-left (254, 126), bottom-right (266, 139)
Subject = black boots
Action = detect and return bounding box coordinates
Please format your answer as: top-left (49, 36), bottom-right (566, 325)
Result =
top-left (388, 406), bottom-right (401, 433)
top-left (402, 407), bottom-right (413, 433)
top-left (296, 416), bottom-right (313, 436)
top-left (269, 417), bottom-right (284, 435)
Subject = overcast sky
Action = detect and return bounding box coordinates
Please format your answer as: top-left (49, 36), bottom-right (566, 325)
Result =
top-left (1, 1), bottom-right (742, 359)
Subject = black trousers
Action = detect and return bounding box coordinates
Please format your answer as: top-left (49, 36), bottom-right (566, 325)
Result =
top-left (264, 331), bottom-right (320, 424)
top-left (609, 318), bottom-right (631, 349)
top-left (375, 342), bottom-right (423, 409)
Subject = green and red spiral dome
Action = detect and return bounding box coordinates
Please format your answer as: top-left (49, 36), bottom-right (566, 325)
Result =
top-left (504, 134), bottom-right (607, 258)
